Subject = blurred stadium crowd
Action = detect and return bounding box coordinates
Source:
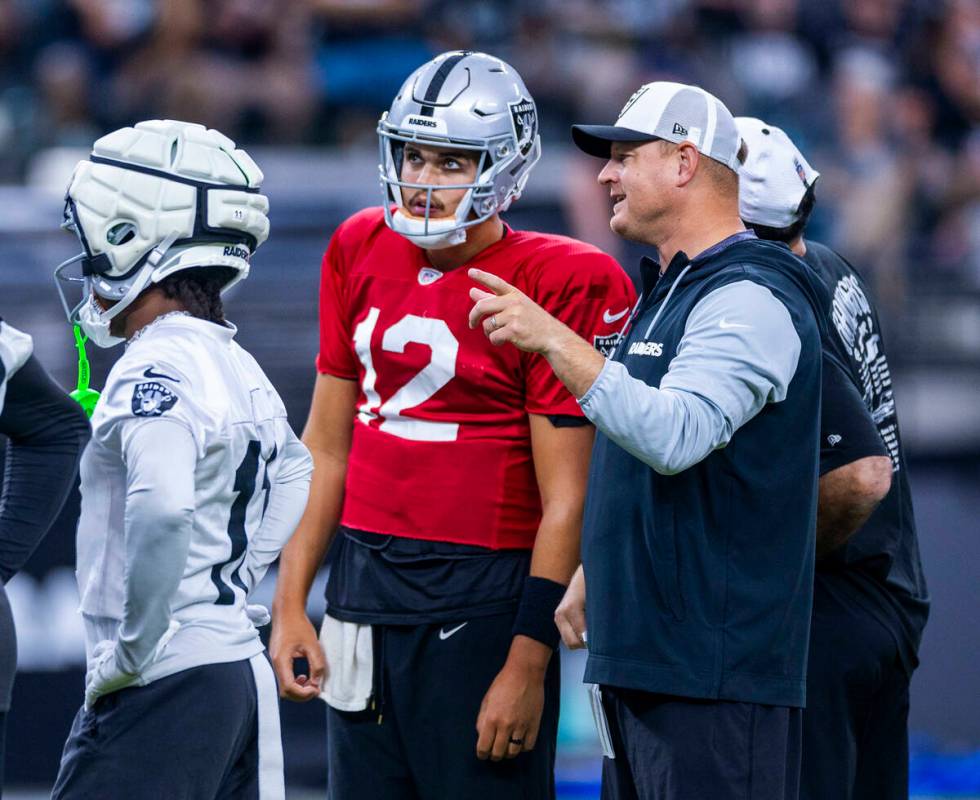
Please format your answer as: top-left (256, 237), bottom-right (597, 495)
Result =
top-left (0, 0), bottom-right (977, 322)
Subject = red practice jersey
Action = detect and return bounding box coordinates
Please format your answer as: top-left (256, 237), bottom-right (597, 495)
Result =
top-left (317, 207), bottom-right (636, 550)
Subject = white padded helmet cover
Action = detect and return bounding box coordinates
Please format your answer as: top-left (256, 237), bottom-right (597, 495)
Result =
top-left (66, 119), bottom-right (269, 282)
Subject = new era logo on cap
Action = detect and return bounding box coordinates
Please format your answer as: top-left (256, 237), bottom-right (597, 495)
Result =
top-left (672, 122), bottom-right (688, 136)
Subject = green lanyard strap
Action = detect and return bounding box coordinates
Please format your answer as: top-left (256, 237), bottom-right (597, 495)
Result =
top-left (70, 324), bottom-right (101, 418)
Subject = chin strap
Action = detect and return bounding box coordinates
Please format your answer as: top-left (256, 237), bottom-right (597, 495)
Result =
top-left (70, 324), bottom-right (101, 418)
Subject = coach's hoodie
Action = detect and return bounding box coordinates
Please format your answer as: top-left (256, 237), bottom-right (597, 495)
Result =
top-left (579, 232), bottom-right (825, 708)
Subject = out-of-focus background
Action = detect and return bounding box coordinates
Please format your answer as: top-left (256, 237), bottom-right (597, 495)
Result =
top-left (0, 0), bottom-right (978, 796)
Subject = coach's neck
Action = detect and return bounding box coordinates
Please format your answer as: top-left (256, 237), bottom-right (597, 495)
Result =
top-left (654, 201), bottom-right (745, 270)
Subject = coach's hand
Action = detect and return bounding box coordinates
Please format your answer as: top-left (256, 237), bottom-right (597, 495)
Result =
top-left (555, 565), bottom-right (588, 650)
top-left (468, 269), bottom-right (574, 355)
top-left (270, 609), bottom-right (326, 702)
top-left (476, 635), bottom-right (548, 761)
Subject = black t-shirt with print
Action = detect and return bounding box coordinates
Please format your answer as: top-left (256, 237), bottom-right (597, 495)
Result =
top-left (805, 240), bottom-right (929, 674)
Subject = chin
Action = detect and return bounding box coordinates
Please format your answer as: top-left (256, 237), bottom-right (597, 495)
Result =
top-left (609, 214), bottom-right (630, 238)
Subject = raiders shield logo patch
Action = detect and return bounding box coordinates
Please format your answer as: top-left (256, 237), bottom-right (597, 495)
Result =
top-left (131, 381), bottom-right (179, 417)
top-left (593, 333), bottom-right (622, 358)
top-left (618, 85), bottom-right (649, 119)
top-left (508, 96), bottom-right (537, 158)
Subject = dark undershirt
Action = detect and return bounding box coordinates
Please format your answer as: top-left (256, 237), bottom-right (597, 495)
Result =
top-left (325, 413), bottom-right (589, 625)
top-left (325, 526), bottom-right (531, 625)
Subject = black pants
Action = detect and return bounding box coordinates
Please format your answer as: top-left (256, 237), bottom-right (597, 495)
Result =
top-left (801, 574), bottom-right (911, 800)
top-left (326, 611), bottom-right (561, 800)
top-left (600, 688), bottom-right (801, 800)
top-left (53, 656), bottom-right (279, 800)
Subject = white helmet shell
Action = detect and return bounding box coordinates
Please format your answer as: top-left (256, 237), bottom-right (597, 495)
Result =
top-left (378, 51), bottom-right (541, 249)
top-left (55, 119), bottom-right (270, 346)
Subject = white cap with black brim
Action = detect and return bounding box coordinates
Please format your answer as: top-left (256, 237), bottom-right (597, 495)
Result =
top-left (571, 81), bottom-right (744, 171)
top-left (735, 116), bottom-right (820, 229)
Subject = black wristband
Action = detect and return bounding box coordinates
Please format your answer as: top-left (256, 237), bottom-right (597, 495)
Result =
top-left (511, 575), bottom-right (567, 650)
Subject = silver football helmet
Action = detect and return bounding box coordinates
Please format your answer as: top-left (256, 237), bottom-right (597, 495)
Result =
top-left (378, 51), bottom-right (542, 249)
top-left (55, 119), bottom-right (270, 347)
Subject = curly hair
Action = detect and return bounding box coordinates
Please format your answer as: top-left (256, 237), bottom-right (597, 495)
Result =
top-left (157, 267), bottom-right (238, 324)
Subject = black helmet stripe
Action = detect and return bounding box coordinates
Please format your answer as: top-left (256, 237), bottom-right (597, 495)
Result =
top-left (418, 51), bottom-right (472, 117)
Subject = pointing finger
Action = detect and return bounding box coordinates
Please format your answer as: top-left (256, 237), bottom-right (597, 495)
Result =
top-left (468, 268), bottom-right (516, 296)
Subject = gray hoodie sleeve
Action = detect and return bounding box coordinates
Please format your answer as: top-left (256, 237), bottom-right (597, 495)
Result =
top-left (577, 280), bottom-right (802, 475)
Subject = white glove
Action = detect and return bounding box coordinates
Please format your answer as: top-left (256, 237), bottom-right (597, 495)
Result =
top-left (246, 604), bottom-right (271, 628)
top-left (84, 641), bottom-right (138, 711)
top-left (83, 620), bottom-right (182, 710)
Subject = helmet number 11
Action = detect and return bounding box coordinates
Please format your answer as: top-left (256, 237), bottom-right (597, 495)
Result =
top-left (353, 308), bottom-right (459, 442)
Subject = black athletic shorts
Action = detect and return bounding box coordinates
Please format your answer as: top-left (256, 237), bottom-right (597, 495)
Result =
top-left (326, 609), bottom-right (560, 800)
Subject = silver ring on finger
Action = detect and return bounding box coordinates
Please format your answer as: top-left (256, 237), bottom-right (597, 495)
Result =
top-left (489, 314), bottom-right (499, 331)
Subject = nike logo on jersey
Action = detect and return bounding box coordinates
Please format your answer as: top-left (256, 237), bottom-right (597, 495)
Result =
top-left (603, 307), bottom-right (629, 324)
top-left (143, 366), bottom-right (180, 382)
top-left (718, 318), bottom-right (751, 330)
top-left (439, 622), bottom-right (468, 640)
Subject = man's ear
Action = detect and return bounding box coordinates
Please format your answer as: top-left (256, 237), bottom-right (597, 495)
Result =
top-left (676, 142), bottom-right (700, 188)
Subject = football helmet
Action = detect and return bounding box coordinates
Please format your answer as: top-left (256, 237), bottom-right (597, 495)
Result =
top-left (55, 120), bottom-right (270, 347)
top-left (378, 51), bottom-right (541, 249)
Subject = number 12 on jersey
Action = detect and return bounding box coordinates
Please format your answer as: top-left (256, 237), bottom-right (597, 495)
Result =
top-left (353, 307), bottom-right (460, 442)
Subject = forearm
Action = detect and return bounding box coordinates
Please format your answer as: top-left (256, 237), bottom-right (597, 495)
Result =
top-left (578, 360), bottom-right (733, 474)
top-left (512, 417), bottom-right (593, 666)
top-left (816, 456), bottom-right (892, 559)
top-left (272, 447), bottom-right (346, 614)
top-left (117, 500), bottom-right (192, 672)
top-left (816, 506), bottom-right (874, 560)
top-left (243, 432), bottom-right (313, 590)
top-left (117, 420), bottom-right (196, 673)
top-left (528, 510), bottom-right (582, 586)
top-left (511, 511), bottom-right (583, 669)
top-left (541, 325), bottom-right (607, 400)
top-left (0, 357), bottom-right (89, 583)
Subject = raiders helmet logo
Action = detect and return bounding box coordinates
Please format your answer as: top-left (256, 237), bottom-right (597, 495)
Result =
top-left (131, 381), bottom-right (179, 418)
top-left (508, 96), bottom-right (537, 158)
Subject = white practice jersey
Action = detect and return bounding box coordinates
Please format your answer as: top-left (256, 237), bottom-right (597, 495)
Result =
top-left (76, 313), bottom-right (312, 684)
top-left (0, 320), bottom-right (33, 415)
